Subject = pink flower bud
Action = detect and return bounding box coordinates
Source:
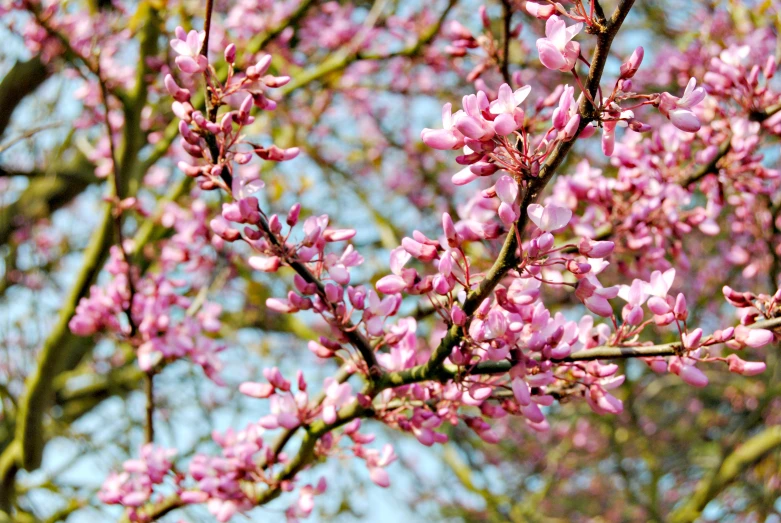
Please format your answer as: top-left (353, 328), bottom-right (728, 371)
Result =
top-left (287, 203), bottom-right (301, 226)
top-left (263, 75), bottom-right (291, 88)
top-left (376, 275), bottom-right (407, 294)
top-left (647, 296), bottom-right (671, 315)
top-left (172, 101), bottom-right (194, 123)
top-left (579, 238), bottom-right (614, 258)
top-left (676, 362), bottom-right (708, 388)
top-left (512, 377), bottom-right (531, 406)
top-left (452, 167), bottom-right (478, 185)
top-left (266, 298), bottom-right (297, 313)
top-left (323, 228), bottom-right (356, 242)
top-left (451, 304), bottom-right (466, 325)
top-left (470, 162), bottom-right (498, 176)
top-left (673, 293), bottom-right (688, 320)
top-left (224, 43), bottom-right (236, 64)
top-left (164, 74), bottom-right (190, 102)
top-left (726, 354), bottom-right (766, 376)
top-left (248, 255), bottom-right (280, 272)
top-left (559, 113), bottom-right (580, 141)
top-left (684, 328), bottom-right (702, 349)
top-left (210, 216), bottom-right (240, 241)
top-left (308, 341), bottom-right (334, 358)
top-left (619, 46), bottom-right (644, 79)
top-left (537, 232), bottom-right (555, 253)
top-left (526, 1), bottom-right (556, 19)
top-left (239, 381), bottom-right (275, 398)
top-left (248, 55), bottom-right (272, 78)
top-left (669, 109), bottom-right (701, 132)
top-left (623, 304), bottom-right (644, 326)
top-left (566, 259), bottom-right (591, 274)
top-left (369, 467), bottom-right (390, 488)
top-left (628, 119), bottom-right (651, 132)
top-left (734, 325), bottom-right (774, 348)
top-left (401, 237), bottom-right (438, 261)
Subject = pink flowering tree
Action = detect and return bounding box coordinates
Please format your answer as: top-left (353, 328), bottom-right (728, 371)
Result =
top-left (1, 0), bottom-right (780, 521)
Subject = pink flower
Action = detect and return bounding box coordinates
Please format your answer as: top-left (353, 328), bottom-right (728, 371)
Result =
top-left (734, 325), bottom-right (775, 348)
top-left (322, 379), bottom-right (354, 424)
top-left (170, 27), bottom-right (208, 74)
top-left (601, 120), bottom-right (617, 156)
top-left (526, 1), bottom-right (558, 19)
top-left (536, 15), bottom-right (583, 72)
top-left (726, 354), bottom-right (767, 376)
top-left (670, 357), bottom-right (708, 387)
top-left (575, 275), bottom-right (619, 317)
top-left (489, 84), bottom-right (531, 135)
top-left (658, 78), bottom-right (706, 132)
top-left (421, 103), bottom-right (465, 150)
top-left (376, 247), bottom-right (416, 294)
top-left (527, 203), bottom-right (572, 232)
top-left (619, 46), bottom-right (644, 79)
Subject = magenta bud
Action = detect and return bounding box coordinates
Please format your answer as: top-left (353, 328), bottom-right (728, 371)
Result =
top-left (684, 328), bottom-right (702, 349)
top-left (324, 283), bottom-right (342, 303)
top-left (180, 139), bottom-right (203, 158)
top-left (560, 113), bottom-right (580, 141)
top-left (287, 203), bottom-right (301, 226)
top-left (252, 55), bottom-right (272, 78)
top-left (164, 74), bottom-right (190, 102)
top-left (623, 305), bottom-right (644, 326)
top-left (442, 212), bottom-right (459, 247)
top-left (673, 293), bottom-right (688, 320)
top-left (451, 304), bottom-right (466, 325)
top-left (224, 43), bottom-right (236, 64)
top-left (243, 226), bottom-right (262, 240)
top-left (172, 101), bottom-right (193, 123)
top-left (628, 119), bottom-right (652, 132)
top-left (220, 112), bottom-right (234, 133)
top-left (248, 255), bottom-right (280, 272)
top-left (268, 214), bottom-right (282, 234)
top-left (619, 46), bottom-right (644, 79)
top-left (647, 296), bottom-right (671, 315)
top-left (239, 94), bottom-right (253, 121)
top-left (677, 363), bottom-right (708, 388)
top-left (726, 354), bottom-right (766, 376)
top-left (537, 232), bottom-right (555, 253)
top-left (566, 260), bottom-right (591, 274)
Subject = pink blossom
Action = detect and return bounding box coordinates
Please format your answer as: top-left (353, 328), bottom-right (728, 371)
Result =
top-left (421, 103), bottom-right (464, 150)
top-left (734, 325), bottom-right (775, 348)
top-left (526, 1), bottom-right (558, 19)
top-left (658, 78), bottom-right (706, 132)
top-left (726, 354), bottom-right (767, 376)
top-left (527, 203), bottom-right (572, 232)
top-left (536, 15), bottom-right (583, 72)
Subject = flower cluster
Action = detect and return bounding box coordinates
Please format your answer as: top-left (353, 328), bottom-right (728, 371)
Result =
top-left (81, 4), bottom-right (780, 523)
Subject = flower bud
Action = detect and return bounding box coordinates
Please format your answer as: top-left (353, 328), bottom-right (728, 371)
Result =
top-left (224, 43), bottom-right (236, 64)
top-left (673, 293), bottom-right (688, 320)
top-left (619, 46), bottom-right (644, 79)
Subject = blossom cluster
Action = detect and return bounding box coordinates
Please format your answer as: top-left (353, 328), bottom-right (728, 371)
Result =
top-left (75, 4), bottom-right (781, 523)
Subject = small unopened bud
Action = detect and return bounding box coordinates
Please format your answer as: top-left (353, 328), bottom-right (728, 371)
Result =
top-left (224, 43), bottom-right (236, 64)
top-left (566, 259), bottom-right (591, 274)
top-left (619, 46), bottom-right (644, 79)
top-left (442, 212), bottom-right (460, 247)
top-left (248, 255), bottom-right (281, 272)
top-left (673, 293), bottom-right (688, 320)
top-left (628, 118), bottom-right (652, 132)
top-left (287, 203), bottom-right (301, 226)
